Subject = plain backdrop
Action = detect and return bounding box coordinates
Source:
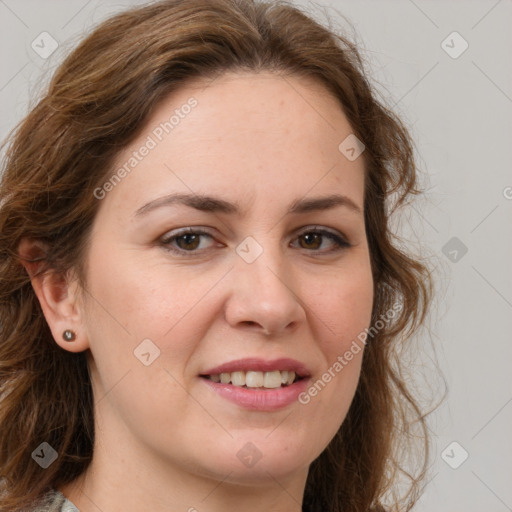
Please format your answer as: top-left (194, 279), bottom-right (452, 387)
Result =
top-left (1, 1), bottom-right (511, 510)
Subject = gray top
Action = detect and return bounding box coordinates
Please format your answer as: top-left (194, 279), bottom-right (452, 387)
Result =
top-left (29, 489), bottom-right (79, 512)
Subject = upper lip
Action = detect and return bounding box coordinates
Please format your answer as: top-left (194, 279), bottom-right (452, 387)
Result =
top-left (201, 358), bottom-right (311, 378)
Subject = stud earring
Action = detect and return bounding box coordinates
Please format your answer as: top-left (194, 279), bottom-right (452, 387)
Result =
top-left (62, 329), bottom-right (76, 342)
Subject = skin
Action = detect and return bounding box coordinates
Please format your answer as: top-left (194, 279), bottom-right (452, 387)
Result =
top-left (23, 71), bottom-right (374, 512)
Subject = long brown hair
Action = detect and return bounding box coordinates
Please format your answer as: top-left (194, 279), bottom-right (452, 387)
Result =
top-left (0, 1), bottom-right (434, 510)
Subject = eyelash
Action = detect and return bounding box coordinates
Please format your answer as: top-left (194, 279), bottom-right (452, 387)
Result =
top-left (159, 226), bottom-right (351, 256)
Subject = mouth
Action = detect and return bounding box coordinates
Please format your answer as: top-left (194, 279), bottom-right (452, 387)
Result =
top-left (200, 369), bottom-right (303, 389)
top-left (199, 358), bottom-right (310, 410)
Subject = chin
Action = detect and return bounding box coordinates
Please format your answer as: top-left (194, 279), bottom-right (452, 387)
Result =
top-left (191, 431), bottom-right (320, 484)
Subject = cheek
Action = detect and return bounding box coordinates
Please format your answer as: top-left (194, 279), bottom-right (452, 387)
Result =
top-left (298, 260), bottom-right (373, 414)
top-left (85, 244), bottom-right (200, 335)
top-left (311, 266), bottom-right (374, 353)
top-left (297, 270), bottom-right (373, 431)
top-left (82, 245), bottom-right (229, 384)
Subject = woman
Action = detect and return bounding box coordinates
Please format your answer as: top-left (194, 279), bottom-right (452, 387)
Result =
top-left (0, 0), bottom-right (433, 510)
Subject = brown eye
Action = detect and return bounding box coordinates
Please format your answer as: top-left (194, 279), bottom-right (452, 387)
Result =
top-left (175, 233), bottom-right (201, 250)
top-left (292, 228), bottom-right (350, 253)
top-left (298, 232), bottom-right (322, 250)
top-left (160, 229), bottom-right (216, 254)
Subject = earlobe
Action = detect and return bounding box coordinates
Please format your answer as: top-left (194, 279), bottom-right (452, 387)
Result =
top-left (17, 238), bottom-right (90, 353)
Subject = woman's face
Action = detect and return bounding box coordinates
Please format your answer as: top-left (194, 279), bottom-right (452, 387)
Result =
top-left (78, 71), bottom-right (373, 487)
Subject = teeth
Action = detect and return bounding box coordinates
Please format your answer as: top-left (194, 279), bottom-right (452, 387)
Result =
top-left (246, 371), bottom-right (264, 388)
top-left (263, 371), bottom-right (282, 388)
top-left (231, 371), bottom-right (245, 387)
top-left (207, 370), bottom-right (297, 388)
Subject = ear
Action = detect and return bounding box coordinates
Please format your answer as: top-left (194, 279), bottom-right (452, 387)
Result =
top-left (18, 238), bottom-right (90, 353)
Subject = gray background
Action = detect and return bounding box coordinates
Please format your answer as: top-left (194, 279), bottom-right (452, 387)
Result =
top-left (1, 1), bottom-right (511, 510)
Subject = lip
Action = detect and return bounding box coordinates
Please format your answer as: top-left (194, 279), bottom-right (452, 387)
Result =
top-left (201, 357), bottom-right (311, 378)
top-left (200, 358), bottom-right (311, 411)
top-left (200, 377), bottom-right (310, 411)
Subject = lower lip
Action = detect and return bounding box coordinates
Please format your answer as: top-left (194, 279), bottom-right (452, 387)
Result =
top-left (200, 377), bottom-right (310, 411)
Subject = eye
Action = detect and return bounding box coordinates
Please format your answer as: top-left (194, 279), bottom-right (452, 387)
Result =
top-left (159, 226), bottom-right (351, 256)
top-left (292, 227), bottom-right (350, 253)
top-left (160, 228), bottom-right (218, 254)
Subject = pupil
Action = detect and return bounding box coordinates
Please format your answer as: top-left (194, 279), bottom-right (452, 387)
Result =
top-left (301, 233), bottom-right (321, 249)
top-left (179, 234), bottom-right (199, 250)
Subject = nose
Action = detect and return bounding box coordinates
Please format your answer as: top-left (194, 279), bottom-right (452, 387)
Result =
top-left (224, 241), bottom-right (306, 337)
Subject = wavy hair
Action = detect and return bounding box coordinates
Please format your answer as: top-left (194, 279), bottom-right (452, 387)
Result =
top-left (0, 1), bottom-right (434, 510)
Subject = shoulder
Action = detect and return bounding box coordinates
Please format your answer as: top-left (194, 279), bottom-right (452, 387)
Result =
top-left (24, 489), bottom-right (79, 512)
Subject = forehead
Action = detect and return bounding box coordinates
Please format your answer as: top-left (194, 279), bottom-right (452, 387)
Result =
top-left (100, 71), bottom-right (365, 217)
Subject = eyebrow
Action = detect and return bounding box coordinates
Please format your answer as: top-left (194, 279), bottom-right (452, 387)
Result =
top-left (134, 192), bottom-right (362, 217)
